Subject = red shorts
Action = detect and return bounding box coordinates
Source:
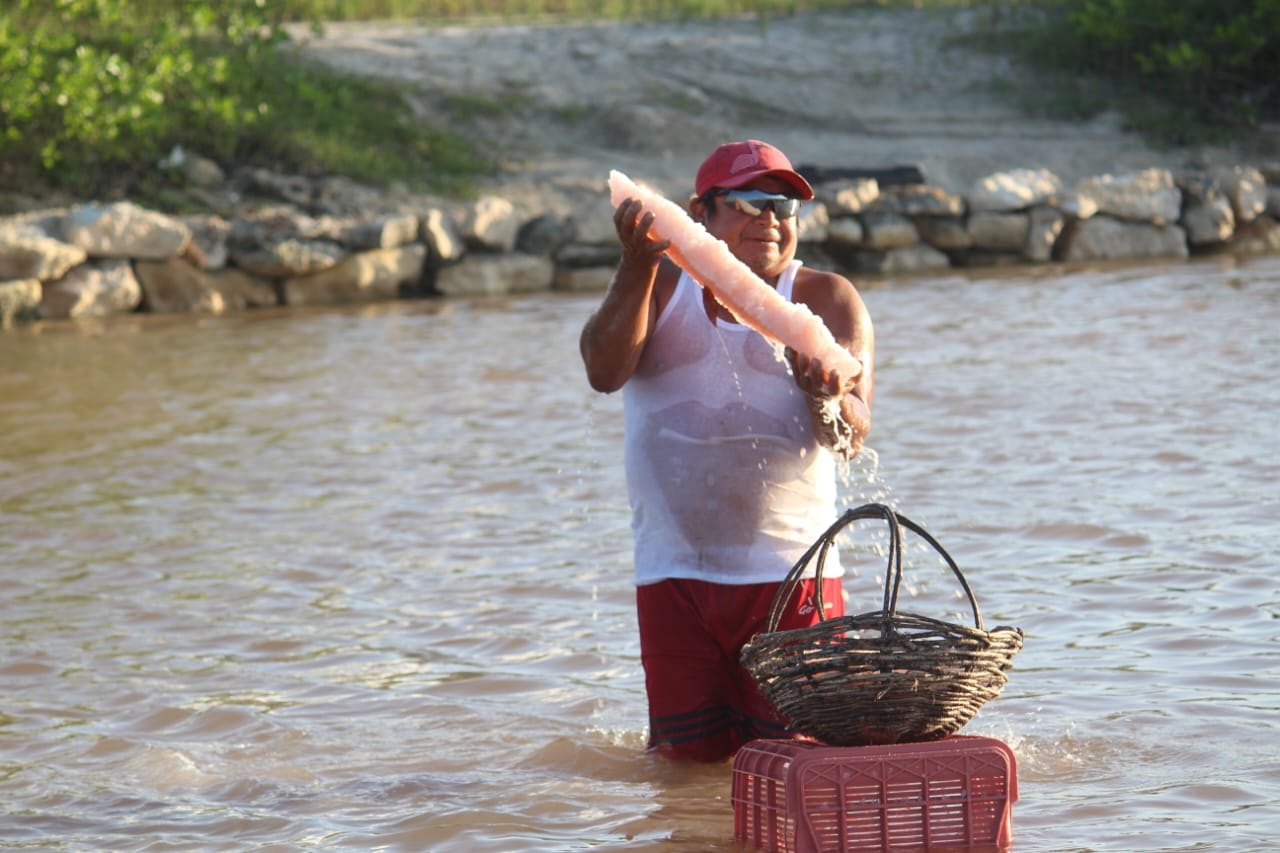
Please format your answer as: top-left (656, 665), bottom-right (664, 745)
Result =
top-left (636, 575), bottom-right (844, 763)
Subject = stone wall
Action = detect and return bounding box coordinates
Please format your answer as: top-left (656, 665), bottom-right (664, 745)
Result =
top-left (3, 162), bottom-right (1279, 328)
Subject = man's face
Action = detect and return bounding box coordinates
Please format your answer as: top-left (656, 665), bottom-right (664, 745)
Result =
top-left (692, 176), bottom-right (800, 284)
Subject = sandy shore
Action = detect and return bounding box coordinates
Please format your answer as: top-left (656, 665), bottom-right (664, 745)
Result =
top-left (293, 7), bottom-right (1270, 199)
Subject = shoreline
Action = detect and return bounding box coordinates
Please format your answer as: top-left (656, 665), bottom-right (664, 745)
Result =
top-left (4, 8), bottom-right (1280, 327)
top-left (2, 158), bottom-right (1278, 329)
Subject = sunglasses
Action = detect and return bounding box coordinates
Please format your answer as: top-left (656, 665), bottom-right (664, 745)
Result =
top-left (712, 189), bottom-right (803, 219)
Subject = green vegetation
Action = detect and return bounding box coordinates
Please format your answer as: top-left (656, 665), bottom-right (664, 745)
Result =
top-left (1000, 0), bottom-right (1280, 144)
top-left (0, 0), bottom-right (488, 202)
top-left (0, 0), bottom-right (1275, 207)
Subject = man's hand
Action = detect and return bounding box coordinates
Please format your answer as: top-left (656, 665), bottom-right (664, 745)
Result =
top-left (786, 347), bottom-right (864, 460)
top-left (614, 198), bottom-right (670, 267)
top-left (786, 347), bottom-right (856, 400)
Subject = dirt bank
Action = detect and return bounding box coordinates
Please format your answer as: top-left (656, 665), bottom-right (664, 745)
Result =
top-left (292, 6), bottom-right (1272, 200)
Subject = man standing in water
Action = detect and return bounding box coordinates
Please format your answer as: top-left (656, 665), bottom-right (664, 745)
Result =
top-left (579, 139), bottom-right (875, 761)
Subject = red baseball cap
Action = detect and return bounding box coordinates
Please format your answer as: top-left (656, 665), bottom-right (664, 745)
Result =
top-left (694, 139), bottom-right (814, 200)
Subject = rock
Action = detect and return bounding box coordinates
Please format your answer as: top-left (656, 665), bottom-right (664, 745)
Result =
top-left (180, 214), bottom-right (232, 270)
top-left (968, 168), bottom-right (1063, 213)
top-left (1025, 206), bottom-right (1066, 262)
top-left (134, 257), bottom-right (228, 314)
top-left (517, 214), bottom-right (577, 255)
top-left (569, 194), bottom-right (622, 245)
top-left (243, 168), bottom-right (315, 208)
top-left (135, 257), bottom-right (278, 313)
top-left (1059, 216), bottom-right (1189, 262)
top-left (62, 201), bottom-right (192, 260)
top-left (1059, 191), bottom-right (1100, 220)
top-left (796, 203), bottom-right (830, 243)
top-left (967, 211), bottom-right (1029, 253)
top-left (855, 244), bottom-right (951, 275)
top-left (434, 252), bottom-right (554, 296)
top-left (231, 238), bottom-right (347, 278)
top-left (554, 243), bottom-right (621, 268)
top-left (1074, 169), bottom-right (1182, 225)
top-left (1230, 216), bottom-right (1280, 255)
top-left (553, 265), bottom-right (614, 292)
top-left (860, 212), bottom-right (919, 250)
top-left (0, 279), bottom-right (41, 327)
top-left (461, 195), bottom-right (521, 251)
top-left (0, 223), bottom-right (87, 281)
top-left (183, 155), bottom-right (226, 188)
top-left (825, 217), bottom-right (866, 249)
top-left (815, 179), bottom-right (880, 215)
top-left (870, 184), bottom-right (965, 218)
top-left (41, 258), bottom-right (143, 318)
top-left (1206, 165), bottom-right (1268, 224)
top-left (1182, 195), bottom-right (1236, 246)
top-left (915, 217), bottom-right (971, 252)
top-left (212, 267), bottom-right (280, 309)
top-left (331, 214), bottom-right (422, 250)
top-left (281, 244), bottom-right (427, 305)
top-left (420, 208), bottom-right (466, 263)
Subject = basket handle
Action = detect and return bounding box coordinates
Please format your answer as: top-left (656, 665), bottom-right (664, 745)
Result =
top-left (762, 503), bottom-right (985, 633)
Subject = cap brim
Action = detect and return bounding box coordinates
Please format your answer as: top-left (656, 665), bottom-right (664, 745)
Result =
top-left (718, 168), bottom-right (815, 201)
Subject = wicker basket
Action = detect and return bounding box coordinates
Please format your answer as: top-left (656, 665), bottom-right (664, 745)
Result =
top-left (740, 503), bottom-right (1024, 747)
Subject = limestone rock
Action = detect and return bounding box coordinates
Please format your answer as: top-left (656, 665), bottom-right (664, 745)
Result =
top-left (0, 223), bottom-right (87, 281)
top-left (870, 184), bottom-right (965, 218)
top-left (281, 244), bottom-right (427, 305)
top-left (968, 168), bottom-right (1063, 213)
top-left (967, 212), bottom-right (1029, 253)
top-left (825, 217), bottom-right (865, 248)
top-left (134, 257), bottom-right (229, 314)
top-left (1074, 169), bottom-right (1182, 225)
top-left (435, 252), bottom-right (554, 296)
top-left (553, 265), bottom-right (615, 292)
top-left (855, 244), bottom-right (950, 275)
top-left (1025, 206), bottom-right (1066, 262)
top-left (815, 179), bottom-right (880, 215)
top-left (1206, 165), bottom-right (1268, 224)
top-left (180, 214), bottom-right (232, 270)
top-left (461, 196), bottom-right (520, 252)
top-left (860, 212), bottom-right (919, 250)
top-left (420, 208), bottom-right (466, 263)
top-left (231, 238), bottom-right (347, 278)
top-left (62, 201), bottom-right (192, 260)
top-left (0, 279), bottom-right (41, 327)
top-left (1060, 216), bottom-right (1189, 262)
top-left (569, 193), bottom-right (621, 246)
top-left (796, 203), bottom-right (830, 243)
top-left (1182, 195), bottom-right (1235, 246)
top-left (517, 214), bottom-right (577, 256)
top-left (41, 259), bottom-right (143, 318)
top-left (555, 243), bottom-right (621, 268)
top-left (331, 214), bottom-right (421, 250)
top-left (915, 217), bottom-right (971, 252)
top-left (1230, 216), bottom-right (1280, 255)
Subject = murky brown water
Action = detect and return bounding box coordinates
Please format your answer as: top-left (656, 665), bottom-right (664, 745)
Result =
top-left (3, 256), bottom-right (1278, 852)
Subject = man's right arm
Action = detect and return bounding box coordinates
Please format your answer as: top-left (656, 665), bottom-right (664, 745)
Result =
top-left (579, 199), bottom-right (672, 393)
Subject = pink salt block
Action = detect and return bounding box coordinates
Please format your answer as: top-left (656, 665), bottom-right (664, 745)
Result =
top-left (608, 170), bottom-right (861, 382)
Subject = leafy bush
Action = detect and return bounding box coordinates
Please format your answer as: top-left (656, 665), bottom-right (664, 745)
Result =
top-left (0, 0), bottom-right (486, 199)
top-left (1028, 0), bottom-right (1280, 139)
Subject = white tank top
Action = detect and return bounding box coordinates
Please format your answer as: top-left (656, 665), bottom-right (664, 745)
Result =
top-left (622, 260), bottom-right (842, 585)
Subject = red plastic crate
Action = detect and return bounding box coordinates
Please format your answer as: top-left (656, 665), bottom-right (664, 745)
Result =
top-left (732, 736), bottom-right (1018, 852)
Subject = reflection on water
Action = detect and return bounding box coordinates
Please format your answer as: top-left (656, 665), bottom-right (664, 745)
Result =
top-left (2, 258), bottom-right (1278, 851)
